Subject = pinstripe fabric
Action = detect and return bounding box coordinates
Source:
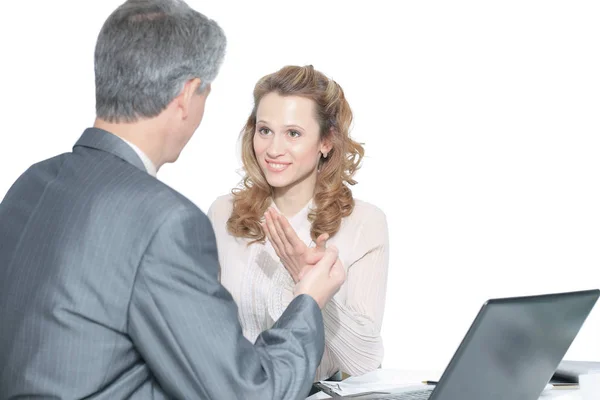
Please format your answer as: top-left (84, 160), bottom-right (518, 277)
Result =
top-left (0, 128), bottom-right (324, 399)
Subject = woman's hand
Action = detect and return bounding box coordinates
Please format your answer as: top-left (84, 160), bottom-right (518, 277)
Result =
top-left (262, 207), bottom-right (329, 283)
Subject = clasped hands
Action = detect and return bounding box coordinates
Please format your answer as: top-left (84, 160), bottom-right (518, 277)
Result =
top-left (262, 207), bottom-right (345, 308)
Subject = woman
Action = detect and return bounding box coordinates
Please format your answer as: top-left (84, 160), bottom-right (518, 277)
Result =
top-left (208, 65), bottom-right (389, 381)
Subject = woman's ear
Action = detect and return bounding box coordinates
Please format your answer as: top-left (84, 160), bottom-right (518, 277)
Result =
top-left (320, 130), bottom-right (334, 157)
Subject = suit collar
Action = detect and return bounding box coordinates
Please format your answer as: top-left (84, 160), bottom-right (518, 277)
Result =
top-left (73, 127), bottom-right (147, 173)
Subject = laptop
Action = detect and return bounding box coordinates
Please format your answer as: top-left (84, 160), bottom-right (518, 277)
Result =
top-left (327, 289), bottom-right (600, 400)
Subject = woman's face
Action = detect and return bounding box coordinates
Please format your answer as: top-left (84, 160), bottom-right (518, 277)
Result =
top-left (253, 92), bottom-right (330, 196)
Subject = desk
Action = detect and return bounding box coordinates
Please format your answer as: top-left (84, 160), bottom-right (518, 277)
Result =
top-left (306, 369), bottom-right (582, 399)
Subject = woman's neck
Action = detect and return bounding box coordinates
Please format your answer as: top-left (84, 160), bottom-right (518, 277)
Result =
top-left (273, 185), bottom-right (314, 218)
top-left (272, 167), bottom-right (318, 217)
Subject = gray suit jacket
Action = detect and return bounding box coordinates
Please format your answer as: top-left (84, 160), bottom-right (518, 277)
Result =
top-left (0, 128), bottom-right (324, 399)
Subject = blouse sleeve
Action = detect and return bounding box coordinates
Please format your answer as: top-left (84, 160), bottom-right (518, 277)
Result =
top-left (317, 205), bottom-right (389, 378)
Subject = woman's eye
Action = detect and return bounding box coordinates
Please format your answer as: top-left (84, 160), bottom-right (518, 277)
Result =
top-left (258, 127), bottom-right (271, 135)
top-left (289, 130), bottom-right (300, 138)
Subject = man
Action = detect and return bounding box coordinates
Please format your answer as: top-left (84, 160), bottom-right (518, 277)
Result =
top-left (0, 0), bottom-right (345, 399)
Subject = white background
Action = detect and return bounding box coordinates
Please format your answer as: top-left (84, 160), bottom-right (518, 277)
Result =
top-left (1, 1), bottom-right (599, 371)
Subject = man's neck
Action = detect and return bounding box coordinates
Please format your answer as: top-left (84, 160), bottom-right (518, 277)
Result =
top-left (119, 137), bottom-right (158, 177)
top-left (93, 118), bottom-right (165, 169)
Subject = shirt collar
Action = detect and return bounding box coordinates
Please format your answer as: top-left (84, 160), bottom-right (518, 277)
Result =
top-left (120, 138), bottom-right (158, 177)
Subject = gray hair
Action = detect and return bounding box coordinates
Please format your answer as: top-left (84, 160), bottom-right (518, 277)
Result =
top-left (95, 0), bottom-right (226, 122)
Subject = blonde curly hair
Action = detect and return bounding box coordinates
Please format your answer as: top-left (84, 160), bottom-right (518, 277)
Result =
top-left (227, 65), bottom-right (364, 244)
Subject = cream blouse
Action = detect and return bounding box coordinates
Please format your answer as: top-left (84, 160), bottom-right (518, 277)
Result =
top-left (207, 194), bottom-right (389, 381)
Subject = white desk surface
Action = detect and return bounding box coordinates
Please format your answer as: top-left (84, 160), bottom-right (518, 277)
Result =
top-left (306, 369), bottom-right (582, 399)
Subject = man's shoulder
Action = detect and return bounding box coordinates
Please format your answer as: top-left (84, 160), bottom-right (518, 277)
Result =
top-left (65, 147), bottom-right (204, 225)
top-left (135, 177), bottom-right (207, 228)
top-left (147, 177), bottom-right (199, 211)
top-left (25, 152), bottom-right (71, 176)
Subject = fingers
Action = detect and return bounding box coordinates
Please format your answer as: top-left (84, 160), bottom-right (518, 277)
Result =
top-left (263, 209), bottom-right (284, 258)
top-left (329, 257), bottom-right (346, 283)
top-left (317, 245), bottom-right (345, 282)
top-left (298, 267), bottom-right (311, 281)
top-left (294, 245), bottom-right (345, 308)
top-left (279, 215), bottom-right (305, 253)
top-left (314, 245), bottom-right (339, 272)
top-left (315, 233), bottom-right (329, 250)
top-left (271, 210), bottom-right (295, 256)
top-left (304, 233), bottom-right (328, 265)
top-left (305, 251), bottom-right (325, 265)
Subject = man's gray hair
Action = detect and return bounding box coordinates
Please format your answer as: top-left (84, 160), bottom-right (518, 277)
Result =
top-left (95, 0), bottom-right (226, 122)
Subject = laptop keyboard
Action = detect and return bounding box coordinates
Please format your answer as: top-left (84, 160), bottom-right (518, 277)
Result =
top-left (378, 388), bottom-right (433, 399)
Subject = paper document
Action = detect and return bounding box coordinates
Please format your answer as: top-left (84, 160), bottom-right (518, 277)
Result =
top-left (539, 387), bottom-right (581, 400)
top-left (306, 369), bottom-right (442, 399)
top-left (306, 370), bottom-right (582, 400)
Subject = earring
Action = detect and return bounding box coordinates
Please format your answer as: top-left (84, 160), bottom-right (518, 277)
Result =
top-left (323, 152), bottom-right (328, 159)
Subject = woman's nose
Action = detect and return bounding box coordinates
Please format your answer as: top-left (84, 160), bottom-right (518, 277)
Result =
top-left (266, 134), bottom-right (285, 157)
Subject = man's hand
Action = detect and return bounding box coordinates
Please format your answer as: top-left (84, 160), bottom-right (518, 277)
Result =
top-left (262, 207), bottom-right (329, 283)
top-left (294, 246), bottom-right (346, 309)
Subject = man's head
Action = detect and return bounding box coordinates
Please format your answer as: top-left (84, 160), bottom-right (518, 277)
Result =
top-left (94, 0), bottom-right (226, 164)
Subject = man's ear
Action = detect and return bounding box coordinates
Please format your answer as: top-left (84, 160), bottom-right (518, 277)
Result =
top-left (177, 78), bottom-right (203, 119)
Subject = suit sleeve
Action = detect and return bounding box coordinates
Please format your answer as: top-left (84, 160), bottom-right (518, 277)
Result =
top-left (127, 205), bottom-right (324, 400)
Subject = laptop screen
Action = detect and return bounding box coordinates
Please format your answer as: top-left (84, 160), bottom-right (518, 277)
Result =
top-left (430, 289), bottom-right (599, 400)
